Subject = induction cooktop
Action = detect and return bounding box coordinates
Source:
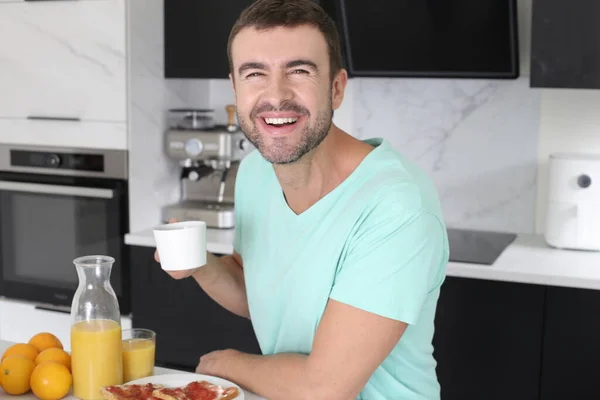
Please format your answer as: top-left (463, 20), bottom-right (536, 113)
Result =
top-left (447, 228), bottom-right (517, 266)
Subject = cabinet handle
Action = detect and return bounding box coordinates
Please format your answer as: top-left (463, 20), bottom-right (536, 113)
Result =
top-left (35, 305), bottom-right (71, 314)
top-left (27, 115), bottom-right (81, 122)
top-left (0, 181), bottom-right (115, 199)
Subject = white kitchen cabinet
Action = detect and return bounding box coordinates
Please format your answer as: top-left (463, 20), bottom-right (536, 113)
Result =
top-left (0, 118), bottom-right (127, 150)
top-left (0, 298), bottom-right (132, 352)
top-left (0, 0), bottom-right (126, 122)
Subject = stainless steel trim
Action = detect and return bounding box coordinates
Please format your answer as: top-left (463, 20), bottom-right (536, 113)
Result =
top-left (34, 304), bottom-right (71, 314)
top-left (0, 181), bottom-right (114, 199)
top-left (162, 203), bottom-right (235, 228)
top-left (0, 144), bottom-right (128, 179)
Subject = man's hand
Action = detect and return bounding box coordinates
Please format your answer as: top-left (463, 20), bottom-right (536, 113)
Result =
top-left (153, 219), bottom-right (249, 318)
top-left (196, 349), bottom-right (238, 376)
top-left (193, 300), bottom-right (407, 400)
top-left (154, 218), bottom-right (202, 280)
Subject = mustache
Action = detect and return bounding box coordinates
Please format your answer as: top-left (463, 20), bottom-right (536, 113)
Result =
top-left (250, 101), bottom-right (310, 119)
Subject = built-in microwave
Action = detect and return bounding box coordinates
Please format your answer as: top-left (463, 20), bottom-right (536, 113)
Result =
top-left (0, 144), bottom-right (131, 314)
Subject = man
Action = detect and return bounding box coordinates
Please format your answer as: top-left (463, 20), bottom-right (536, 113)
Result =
top-left (155, 0), bottom-right (449, 398)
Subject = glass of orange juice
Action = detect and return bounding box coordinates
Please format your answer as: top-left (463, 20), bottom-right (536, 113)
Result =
top-left (122, 329), bottom-right (156, 382)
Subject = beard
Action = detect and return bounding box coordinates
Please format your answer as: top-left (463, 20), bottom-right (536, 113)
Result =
top-left (237, 97), bottom-right (333, 165)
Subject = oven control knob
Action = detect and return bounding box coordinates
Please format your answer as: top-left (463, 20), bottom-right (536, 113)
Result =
top-left (47, 154), bottom-right (61, 167)
top-left (185, 139), bottom-right (203, 158)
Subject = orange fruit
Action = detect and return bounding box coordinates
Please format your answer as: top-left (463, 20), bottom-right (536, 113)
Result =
top-left (35, 348), bottom-right (71, 372)
top-left (0, 355), bottom-right (36, 395)
top-left (28, 333), bottom-right (63, 353)
top-left (30, 361), bottom-right (72, 400)
top-left (1, 343), bottom-right (39, 362)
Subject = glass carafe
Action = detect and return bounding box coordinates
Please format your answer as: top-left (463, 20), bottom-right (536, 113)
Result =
top-left (70, 255), bottom-right (123, 400)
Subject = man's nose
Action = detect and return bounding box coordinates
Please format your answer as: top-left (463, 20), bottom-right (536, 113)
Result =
top-left (262, 74), bottom-right (294, 108)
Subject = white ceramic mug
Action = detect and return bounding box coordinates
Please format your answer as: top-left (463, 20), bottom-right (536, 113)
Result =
top-left (153, 221), bottom-right (207, 271)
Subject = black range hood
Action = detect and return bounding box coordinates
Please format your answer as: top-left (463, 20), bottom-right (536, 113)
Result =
top-left (322, 0), bottom-right (520, 79)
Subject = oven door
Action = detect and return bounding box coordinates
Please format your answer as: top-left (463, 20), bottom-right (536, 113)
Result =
top-left (0, 172), bottom-right (130, 314)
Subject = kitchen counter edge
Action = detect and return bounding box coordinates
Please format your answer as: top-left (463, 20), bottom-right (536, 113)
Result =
top-left (125, 229), bottom-right (600, 291)
top-left (126, 228), bottom-right (234, 255)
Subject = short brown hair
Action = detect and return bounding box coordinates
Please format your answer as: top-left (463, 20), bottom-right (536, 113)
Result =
top-left (227, 0), bottom-right (343, 81)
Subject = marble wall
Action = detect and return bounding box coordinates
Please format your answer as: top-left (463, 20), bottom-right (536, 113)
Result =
top-left (352, 78), bottom-right (541, 234)
top-left (127, 0), bottom-right (211, 232)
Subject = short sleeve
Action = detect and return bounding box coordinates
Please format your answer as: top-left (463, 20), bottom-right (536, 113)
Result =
top-left (233, 216), bottom-right (242, 255)
top-left (231, 150), bottom-right (262, 256)
top-left (329, 208), bottom-right (447, 325)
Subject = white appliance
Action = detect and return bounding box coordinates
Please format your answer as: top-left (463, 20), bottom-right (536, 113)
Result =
top-left (545, 153), bottom-right (600, 251)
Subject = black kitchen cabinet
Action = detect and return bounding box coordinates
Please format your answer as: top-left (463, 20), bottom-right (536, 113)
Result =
top-left (539, 286), bottom-right (600, 400)
top-left (164, 0), bottom-right (330, 79)
top-left (530, 0), bottom-right (600, 89)
top-left (129, 245), bottom-right (261, 371)
top-left (164, 0), bottom-right (254, 79)
top-left (433, 277), bottom-right (545, 400)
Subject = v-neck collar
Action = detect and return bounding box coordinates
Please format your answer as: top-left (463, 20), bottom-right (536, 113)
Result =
top-left (274, 138), bottom-right (388, 223)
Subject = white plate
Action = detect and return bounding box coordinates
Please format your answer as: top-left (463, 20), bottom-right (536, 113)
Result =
top-left (125, 373), bottom-right (245, 400)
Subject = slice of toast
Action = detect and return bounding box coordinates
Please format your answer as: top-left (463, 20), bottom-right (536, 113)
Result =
top-left (101, 383), bottom-right (165, 400)
top-left (101, 380), bottom-right (239, 400)
top-left (183, 381), bottom-right (239, 400)
top-left (221, 387), bottom-right (240, 400)
top-left (152, 387), bottom-right (191, 400)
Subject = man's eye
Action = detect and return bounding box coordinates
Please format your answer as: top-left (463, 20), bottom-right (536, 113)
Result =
top-left (292, 69), bottom-right (309, 74)
top-left (246, 72), bottom-right (263, 78)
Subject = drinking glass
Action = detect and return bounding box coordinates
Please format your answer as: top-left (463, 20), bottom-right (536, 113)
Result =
top-left (122, 328), bottom-right (156, 382)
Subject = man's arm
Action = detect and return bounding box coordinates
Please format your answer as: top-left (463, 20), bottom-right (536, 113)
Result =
top-left (156, 247), bottom-right (249, 319)
top-left (192, 251), bottom-right (249, 318)
top-left (197, 298), bottom-right (407, 400)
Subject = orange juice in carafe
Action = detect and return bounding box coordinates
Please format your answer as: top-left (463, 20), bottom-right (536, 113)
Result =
top-left (71, 256), bottom-right (123, 400)
top-left (71, 319), bottom-right (123, 399)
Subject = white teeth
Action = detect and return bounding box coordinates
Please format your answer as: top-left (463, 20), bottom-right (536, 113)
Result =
top-left (264, 117), bottom-right (298, 125)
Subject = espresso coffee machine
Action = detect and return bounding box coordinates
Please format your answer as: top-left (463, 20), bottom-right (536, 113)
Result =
top-left (162, 105), bottom-right (253, 228)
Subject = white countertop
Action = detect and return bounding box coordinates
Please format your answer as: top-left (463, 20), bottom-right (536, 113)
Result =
top-left (125, 228), bottom-right (235, 255)
top-left (125, 229), bottom-right (600, 291)
top-left (0, 340), bottom-right (264, 400)
top-left (447, 234), bottom-right (600, 290)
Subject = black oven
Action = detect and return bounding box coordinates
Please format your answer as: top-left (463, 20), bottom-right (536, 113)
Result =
top-left (0, 144), bottom-right (130, 314)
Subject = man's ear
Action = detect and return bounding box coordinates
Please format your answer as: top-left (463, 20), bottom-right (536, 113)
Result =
top-left (229, 72), bottom-right (238, 104)
top-left (229, 72), bottom-right (235, 91)
top-left (331, 69), bottom-right (348, 111)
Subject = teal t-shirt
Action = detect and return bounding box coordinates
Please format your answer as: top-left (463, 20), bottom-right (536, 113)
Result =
top-left (233, 138), bottom-right (449, 399)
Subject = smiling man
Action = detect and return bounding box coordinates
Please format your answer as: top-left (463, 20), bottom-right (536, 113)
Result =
top-left (156, 0), bottom-right (449, 399)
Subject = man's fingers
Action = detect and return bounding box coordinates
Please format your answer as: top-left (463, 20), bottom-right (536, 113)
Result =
top-left (154, 219), bottom-right (177, 263)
